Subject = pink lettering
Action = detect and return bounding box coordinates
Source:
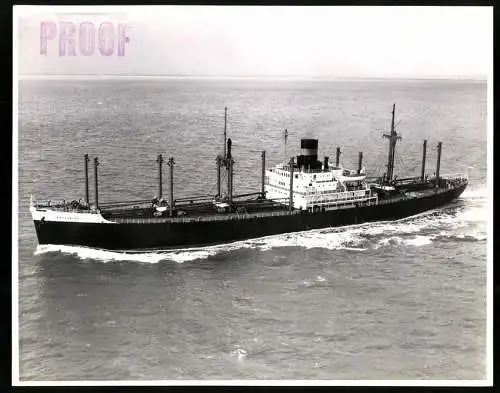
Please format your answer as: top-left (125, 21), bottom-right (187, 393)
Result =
top-left (40, 20), bottom-right (130, 56)
top-left (59, 21), bottom-right (77, 56)
top-left (99, 22), bottom-right (114, 56)
top-left (40, 21), bottom-right (57, 55)
top-left (79, 21), bottom-right (96, 56)
top-left (117, 24), bottom-right (131, 56)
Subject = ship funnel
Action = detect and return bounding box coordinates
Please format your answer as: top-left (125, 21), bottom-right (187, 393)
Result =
top-left (300, 138), bottom-right (318, 157)
top-left (323, 156), bottom-right (329, 171)
top-left (297, 138), bottom-right (320, 170)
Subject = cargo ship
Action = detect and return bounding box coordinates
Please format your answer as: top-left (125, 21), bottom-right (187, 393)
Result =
top-left (30, 104), bottom-right (468, 251)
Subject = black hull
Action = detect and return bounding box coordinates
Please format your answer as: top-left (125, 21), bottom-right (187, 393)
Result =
top-left (33, 184), bottom-right (467, 251)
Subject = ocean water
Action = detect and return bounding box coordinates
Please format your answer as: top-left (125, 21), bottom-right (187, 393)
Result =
top-left (17, 78), bottom-right (488, 381)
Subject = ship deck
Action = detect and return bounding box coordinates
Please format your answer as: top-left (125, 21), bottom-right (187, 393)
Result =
top-left (100, 197), bottom-right (293, 223)
top-left (103, 182), bottom-right (463, 224)
top-left (32, 175), bottom-right (467, 225)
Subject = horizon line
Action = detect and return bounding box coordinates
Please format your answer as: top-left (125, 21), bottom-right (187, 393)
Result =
top-left (18, 73), bottom-right (487, 81)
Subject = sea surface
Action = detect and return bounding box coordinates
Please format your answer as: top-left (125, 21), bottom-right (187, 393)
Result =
top-left (17, 78), bottom-right (488, 381)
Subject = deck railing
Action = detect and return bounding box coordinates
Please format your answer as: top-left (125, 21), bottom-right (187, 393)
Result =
top-left (33, 199), bottom-right (88, 211)
top-left (33, 199), bottom-right (67, 208)
top-left (440, 173), bottom-right (468, 182)
top-left (113, 208), bottom-right (302, 224)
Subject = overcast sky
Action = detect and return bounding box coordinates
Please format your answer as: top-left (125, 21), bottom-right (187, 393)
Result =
top-left (15, 6), bottom-right (492, 78)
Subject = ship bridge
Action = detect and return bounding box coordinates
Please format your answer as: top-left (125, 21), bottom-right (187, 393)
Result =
top-left (265, 138), bottom-right (377, 212)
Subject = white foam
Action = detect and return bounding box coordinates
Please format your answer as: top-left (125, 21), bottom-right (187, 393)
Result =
top-left (302, 275), bottom-right (328, 287)
top-left (404, 235), bottom-right (434, 247)
top-left (256, 228), bottom-right (365, 252)
top-left (375, 235), bottom-right (433, 248)
top-left (230, 347), bottom-right (247, 360)
top-left (438, 230), bottom-right (487, 242)
top-left (34, 244), bottom-right (217, 264)
top-left (456, 206), bottom-right (488, 223)
top-left (461, 186), bottom-right (488, 200)
top-left (377, 236), bottom-right (402, 247)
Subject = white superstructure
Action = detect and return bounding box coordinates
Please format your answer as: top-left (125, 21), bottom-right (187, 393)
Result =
top-left (265, 159), bottom-right (378, 212)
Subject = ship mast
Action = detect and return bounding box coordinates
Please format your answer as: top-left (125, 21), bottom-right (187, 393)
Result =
top-left (283, 129), bottom-right (288, 161)
top-left (383, 103), bottom-right (402, 183)
top-left (216, 155), bottom-right (222, 197)
top-left (156, 154), bottom-right (164, 200)
top-left (94, 157), bottom-right (99, 210)
top-left (261, 151), bottom-right (266, 198)
top-left (84, 154), bottom-right (89, 206)
top-left (226, 138), bottom-right (234, 203)
top-left (421, 139), bottom-right (427, 182)
top-left (288, 156), bottom-right (294, 212)
top-left (223, 106), bottom-right (227, 159)
top-left (435, 141), bottom-right (442, 187)
top-left (215, 107), bottom-right (228, 200)
top-left (167, 157), bottom-right (175, 216)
